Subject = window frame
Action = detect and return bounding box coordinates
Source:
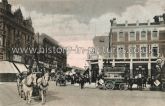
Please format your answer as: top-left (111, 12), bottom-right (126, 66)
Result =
top-left (117, 31), bottom-right (125, 42)
top-left (129, 45), bottom-right (136, 59)
top-left (151, 30), bottom-right (159, 41)
top-left (129, 31), bottom-right (136, 41)
top-left (117, 45), bottom-right (125, 59)
top-left (151, 44), bottom-right (159, 58)
top-left (140, 30), bottom-right (147, 41)
top-left (140, 44), bottom-right (148, 58)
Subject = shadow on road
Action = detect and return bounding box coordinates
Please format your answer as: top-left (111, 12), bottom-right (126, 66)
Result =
top-left (47, 91), bottom-right (63, 102)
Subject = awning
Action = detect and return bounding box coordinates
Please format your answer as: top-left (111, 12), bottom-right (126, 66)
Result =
top-left (0, 61), bottom-right (18, 73)
top-left (14, 63), bottom-right (28, 73)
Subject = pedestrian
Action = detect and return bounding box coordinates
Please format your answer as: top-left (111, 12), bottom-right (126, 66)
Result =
top-left (80, 76), bottom-right (85, 89)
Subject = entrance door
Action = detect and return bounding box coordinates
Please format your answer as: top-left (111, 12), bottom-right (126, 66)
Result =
top-left (91, 64), bottom-right (99, 82)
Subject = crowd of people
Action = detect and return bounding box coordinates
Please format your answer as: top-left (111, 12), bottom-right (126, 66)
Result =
top-left (50, 70), bottom-right (91, 89)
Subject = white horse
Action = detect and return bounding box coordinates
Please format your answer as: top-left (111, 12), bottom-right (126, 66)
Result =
top-left (22, 73), bottom-right (37, 104)
top-left (37, 72), bottom-right (49, 104)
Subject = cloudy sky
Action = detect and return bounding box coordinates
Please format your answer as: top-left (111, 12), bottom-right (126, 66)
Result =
top-left (9, 0), bottom-right (165, 68)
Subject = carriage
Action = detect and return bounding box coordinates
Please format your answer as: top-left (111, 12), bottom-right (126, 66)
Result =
top-left (56, 74), bottom-right (66, 86)
top-left (17, 71), bottom-right (43, 100)
top-left (100, 66), bottom-right (128, 90)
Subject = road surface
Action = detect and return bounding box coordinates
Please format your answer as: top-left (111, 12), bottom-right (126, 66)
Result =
top-left (0, 82), bottom-right (165, 106)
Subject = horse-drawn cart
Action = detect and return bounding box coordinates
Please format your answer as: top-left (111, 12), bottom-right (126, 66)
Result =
top-left (17, 71), bottom-right (43, 100)
top-left (102, 66), bottom-right (128, 90)
top-left (56, 75), bottom-right (66, 86)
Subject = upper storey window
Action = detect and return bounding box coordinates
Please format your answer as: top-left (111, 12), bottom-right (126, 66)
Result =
top-left (129, 32), bottom-right (136, 41)
top-left (152, 31), bottom-right (158, 40)
top-left (140, 31), bottom-right (147, 41)
top-left (118, 32), bottom-right (125, 41)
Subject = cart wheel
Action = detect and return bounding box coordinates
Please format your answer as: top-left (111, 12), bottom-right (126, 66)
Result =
top-left (105, 81), bottom-right (115, 90)
top-left (119, 83), bottom-right (127, 90)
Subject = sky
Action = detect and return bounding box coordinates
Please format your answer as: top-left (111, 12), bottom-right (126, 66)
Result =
top-left (8, 0), bottom-right (165, 68)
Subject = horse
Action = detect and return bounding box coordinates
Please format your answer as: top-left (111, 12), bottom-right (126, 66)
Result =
top-left (37, 72), bottom-right (49, 104)
top-left (22, 72), bottom-right (37, 104)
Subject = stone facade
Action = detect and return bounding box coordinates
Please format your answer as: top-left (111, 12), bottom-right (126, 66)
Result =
top-left (35, 33), bottom-right (67, 71)
top-left (0, 0), bottom-right (34, 65)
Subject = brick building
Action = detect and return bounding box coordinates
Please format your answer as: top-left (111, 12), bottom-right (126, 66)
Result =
top-left (110, 16), bottom-right (165, 78)
top-left (88, 14), bottom-right (165, 80)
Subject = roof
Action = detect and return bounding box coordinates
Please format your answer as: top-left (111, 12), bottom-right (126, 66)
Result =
top-left (0, 61), bottom-right (18, 73)
top-left (38, 33), bottom-right (63, 48)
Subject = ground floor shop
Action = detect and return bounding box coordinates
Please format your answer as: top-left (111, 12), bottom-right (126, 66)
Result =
top-left (0, 61), bottom-right (28, 82)
top-left (88, 58), bottom-right (158, 82)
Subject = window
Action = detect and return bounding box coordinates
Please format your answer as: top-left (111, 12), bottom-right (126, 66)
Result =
top-left (117, 45), bottom-right (125, 58)
top-left (151, 44), bottom-right (158, 57)
top-left (152, 47), bottom-right (158, 57)
top-left (141, 45), bottom-right (147, 58)
top-left (141, 31), bottom-right (147, 40)
top-left (129, 32), bottom-right (136, 41)
top-left (0, 36), bottom-right (2, 46)
top-left (118, 32), bottom-right (125, 41)
top-left (152, 31), bottom-right (158, 40)
top-left (129, 45), bottom-right (136, 58)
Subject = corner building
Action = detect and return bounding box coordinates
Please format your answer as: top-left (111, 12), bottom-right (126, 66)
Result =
top-left (109, 16), bottom-right (165, 78)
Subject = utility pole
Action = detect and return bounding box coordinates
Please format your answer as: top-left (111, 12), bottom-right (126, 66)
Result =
top-left (109, 18), bottom-right (115, 59)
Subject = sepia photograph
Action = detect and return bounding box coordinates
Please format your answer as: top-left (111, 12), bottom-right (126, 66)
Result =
top-left (0, 0), bottom-right (165, 106)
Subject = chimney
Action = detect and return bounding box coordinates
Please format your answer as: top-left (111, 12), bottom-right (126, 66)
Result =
top-left (110, 18), bottom-right (117, 26)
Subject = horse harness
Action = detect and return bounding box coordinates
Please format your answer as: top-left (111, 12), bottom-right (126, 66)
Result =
top-left (38, 76), bottom-right (49, 90)
top-left (25, 75), bottom-right (34, 87)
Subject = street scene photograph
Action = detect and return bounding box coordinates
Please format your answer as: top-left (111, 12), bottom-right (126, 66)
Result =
top-left (0, 0), bottom-right (165, 106)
